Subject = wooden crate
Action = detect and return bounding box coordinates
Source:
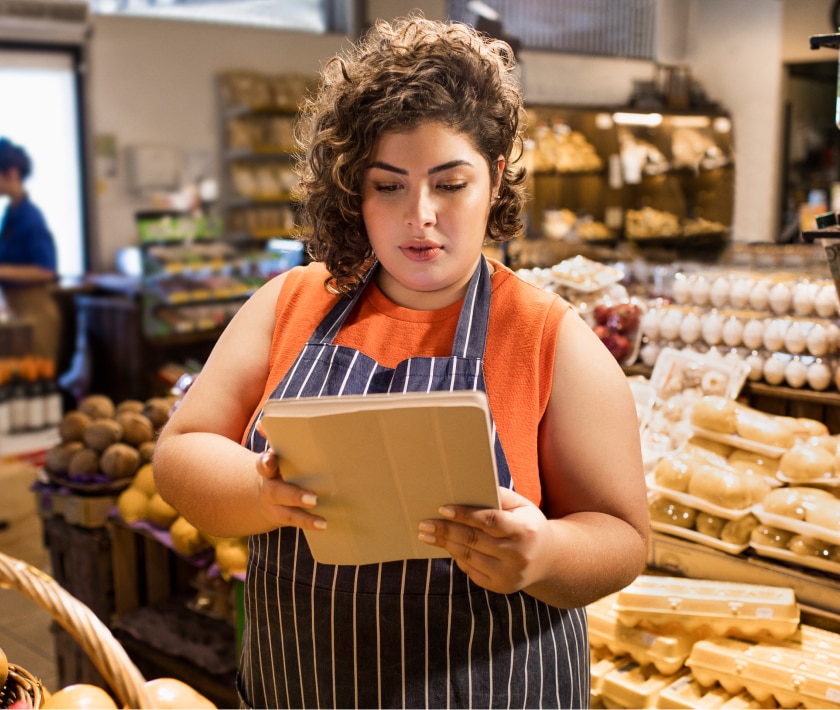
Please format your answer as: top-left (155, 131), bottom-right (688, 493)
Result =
top-left (42, 516), bottom-right (113, 622)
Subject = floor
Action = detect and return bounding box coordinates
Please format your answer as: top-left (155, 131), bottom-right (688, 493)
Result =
top-left (0, 456), bottom-right (59, 693)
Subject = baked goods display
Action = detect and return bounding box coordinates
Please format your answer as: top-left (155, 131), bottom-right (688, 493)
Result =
top-left (521, 121), bottom-right (603, 173)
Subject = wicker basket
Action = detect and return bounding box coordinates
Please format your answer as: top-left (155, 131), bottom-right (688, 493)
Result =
top-left (0, 550), bottom-right (153, 709)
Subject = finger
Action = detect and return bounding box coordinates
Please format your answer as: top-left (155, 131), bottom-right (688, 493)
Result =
top-left (256, 449), bottom-right (281, 479)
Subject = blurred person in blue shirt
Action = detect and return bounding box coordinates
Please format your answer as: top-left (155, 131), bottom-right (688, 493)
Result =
top-left (0, 137), bottom-right (61, 366)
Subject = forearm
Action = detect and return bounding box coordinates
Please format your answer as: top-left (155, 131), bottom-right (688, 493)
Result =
top-left (523, 512), bottom-right (648, 608)
top-left (0, 264), bottom-right (55, 283)
top-left (153, 432), bottom-right (273, 538)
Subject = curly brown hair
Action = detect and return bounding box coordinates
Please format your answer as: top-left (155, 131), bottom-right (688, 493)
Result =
top-left (294, 13), bottom-right (528, 295)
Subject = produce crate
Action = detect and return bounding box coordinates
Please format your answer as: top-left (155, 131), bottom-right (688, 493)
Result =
top-left (34, 481), bottom-right (119, 529)
top-left (41, 515), bottom-right (113, 623)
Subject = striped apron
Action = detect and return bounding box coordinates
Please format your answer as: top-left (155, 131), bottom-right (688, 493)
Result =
top-left (238, 256), bottom-right (589, 709)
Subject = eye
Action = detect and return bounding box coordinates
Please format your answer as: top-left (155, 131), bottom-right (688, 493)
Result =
top-left (373, 182), bottom-right (401, 193)
top-left (438, 182), bottom-right (467, 192)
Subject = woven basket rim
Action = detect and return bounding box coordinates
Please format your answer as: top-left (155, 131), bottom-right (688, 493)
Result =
top-left (1, 663), bottom-right (46, 709)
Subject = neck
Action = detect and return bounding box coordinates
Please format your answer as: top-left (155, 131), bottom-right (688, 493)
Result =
top-left (7, 187), bottom-right (25, 206)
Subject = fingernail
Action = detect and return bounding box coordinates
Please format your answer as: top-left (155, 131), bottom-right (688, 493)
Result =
top-left (418, 532), bottom-right (435, 543)
top-left (438, 506), bottom-right (455, 518)
top-left (313, 519), bottom-right (327, 531)
top-left (301, 492), bottom-right (318, 507)
top-left (418, 521), bottom-right (435, 533)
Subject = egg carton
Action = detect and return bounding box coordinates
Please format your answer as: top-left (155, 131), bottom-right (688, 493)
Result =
top-left (671, 271), bottom-right (839, 319)
top-left (599, 659), bottom-right (690, 709)
top-left (655, 674), bottom-right (769, 709)
top-left (614, 575), bottom-right (800, 642)
top-left (686, 636), bottom-right (840, 709)
top-left (590, 648), bottom-right (632, 708)
top-left (587, 594), bottom-right (697, 676)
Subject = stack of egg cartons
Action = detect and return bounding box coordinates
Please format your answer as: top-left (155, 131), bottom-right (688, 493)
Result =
top-left (588, 575), bottom-right (840, 709)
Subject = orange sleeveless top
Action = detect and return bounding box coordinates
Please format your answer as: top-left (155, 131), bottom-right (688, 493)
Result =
top-left (257, 259), bottom-right (570, 507)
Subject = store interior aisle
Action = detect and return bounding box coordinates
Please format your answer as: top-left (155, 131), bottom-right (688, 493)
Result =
top-left (0, 458), bottom-right (59, 693)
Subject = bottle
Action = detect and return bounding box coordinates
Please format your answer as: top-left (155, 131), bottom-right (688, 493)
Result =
top-left (8, 359), bottom-right (29, 433)
top-left (0, 362), bottom-right (11, 437)
top-left (24, 356), bottom-right (45, 431)
top-left (40, 358), bottom-right (63, 429)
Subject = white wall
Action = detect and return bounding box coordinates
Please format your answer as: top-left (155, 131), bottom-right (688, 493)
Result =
top-left (85, 1), bottom-right (820, 270)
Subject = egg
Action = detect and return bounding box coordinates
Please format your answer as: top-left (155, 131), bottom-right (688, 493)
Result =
top-left (689, 276), bottom-right (711, 306)
top-left (721, 316), bottom-right (744, 347)
top-left (806, 323), bottom-right (829, 357)
top-left (679, 311), bottom-right (702, 344)
top-left (783, 321), bottom-right (807, 354)
top-left (762, 319), bottom-right (785, 352)
top-left (792, 282), bottom-right (818, 317)
top-left (640, 309), bottom-right (661, 340)
top-left (671, 274), bottom-right (691, 304)
top-left (763, 355), bottom-right (786, 385)
top-left (659, 309), bottom-right (683, 341)
top-left (701, 311), bottom-right (724, 346)
top-left (784, 358), bottom-right (808, 388)
top-left (815, 284), bottom-right (840, 318)
top-left (729, 278), bottom-right (752, 309)
top-left (807, 360), bottom-right (833, 391)
top-left (769, 281), bottom-right (793, 315)
top-left (745, 351), bottom-right (765, 381)
top-left (741, 319), bottom-right (765, 350)
top-left (640, 342), bottom-right (660, 368)
top-left (709, 277), bottom-right (731, 309)
top-left (749, 280), bottom-right (771, 311)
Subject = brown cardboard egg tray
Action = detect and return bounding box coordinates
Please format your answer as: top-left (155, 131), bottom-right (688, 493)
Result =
top-left (687, 635), bottom-right (840, 709)
top-left (614, 575), bottom-right (800, 641)
top-left (588, 593), bottom-right (698, 675)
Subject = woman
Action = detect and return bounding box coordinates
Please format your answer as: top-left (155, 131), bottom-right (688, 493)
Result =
top-left (154, 15), bottom-right (649, 709)
top-left (0, 137), bottom-right (60, 366)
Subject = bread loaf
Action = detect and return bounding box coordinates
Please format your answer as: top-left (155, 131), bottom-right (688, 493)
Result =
top-left (690, 396), bottom-right (737, 434)
top-left (779, 443), bottom-right (835, 481)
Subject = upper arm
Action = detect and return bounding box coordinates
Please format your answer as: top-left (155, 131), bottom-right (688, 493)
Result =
top-left (159, 272), bottom-right (288, 444)
top-left (537, 310), bottom-right (649, 537)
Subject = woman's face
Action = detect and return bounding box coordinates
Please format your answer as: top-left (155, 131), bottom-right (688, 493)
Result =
top-left (361, 122), bottom-right (503, 310)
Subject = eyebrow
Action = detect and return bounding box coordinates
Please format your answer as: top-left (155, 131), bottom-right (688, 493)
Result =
top-left (367, 159), bottom-right (474, 176)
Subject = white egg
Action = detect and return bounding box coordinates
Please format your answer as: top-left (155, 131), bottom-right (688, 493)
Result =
top-left (640, 342), bottom-right (660, 368)
top-left (741, 319), bottom-right (765, 350)
top-left (815, 284), bottom-right (840, 318)
top-left (763, 355), bottom-right (786, 385)
top-left (659, 309), bottom-right (683, 341)
top-left (769, 281), bottom-right (793, 315)
top-left (671, 274), bottom-right (691, 305)
top-left (783, 321), bottom-right (806, 354)
top-left (729, 279), bottom-right (752, 309)
top-left (828, 322), bottom-right (840, 351)
top-left (806, 323), bottom-right (829, 357)
top-left (762, 319), bottom-right (785, 352)
top-left (640, 309), bottom-right (660, 340)
top-left (679, 312), bottom-right (702, 344)
top-left (807, 360), bottom-right (833, 391)
top-left (721, 316), bottom-right (744, 347)
top-left (784, 358), bottom-right (808, 388)
top-left (745, 352), bottom-right (765, 381)
top-left (701, 312), bottom-right (724, 346)
top-left (749, 280), bottom-right (771, 311)
top-left (723, 349), bottom-right (745, 372)
top-left (689, 276), bottom-right (711, 306)
top-left (709, 277), bottom-right (731, 309)
top-left (792, 282), bottom-right (818, 317)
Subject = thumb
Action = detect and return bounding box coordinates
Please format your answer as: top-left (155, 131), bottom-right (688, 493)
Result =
top-left (257, 448), bottom-right (281, 479)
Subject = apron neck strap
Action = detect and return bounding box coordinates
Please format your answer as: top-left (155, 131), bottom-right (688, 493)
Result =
top-left (310, 255), bottom-right (493, 360)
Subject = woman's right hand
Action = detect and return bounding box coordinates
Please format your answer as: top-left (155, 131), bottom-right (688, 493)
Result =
top-left (256, 448), bottom-right (327, 531)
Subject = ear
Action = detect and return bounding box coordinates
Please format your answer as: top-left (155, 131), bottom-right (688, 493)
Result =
top-left (493, 156), bottom-right (505, 195)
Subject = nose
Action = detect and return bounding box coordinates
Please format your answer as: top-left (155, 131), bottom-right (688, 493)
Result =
top-left (405, 186), bottom-right (436, 229)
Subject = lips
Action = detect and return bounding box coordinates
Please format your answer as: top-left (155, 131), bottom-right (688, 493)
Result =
top-left (400, 241), bottom-right (443, 262)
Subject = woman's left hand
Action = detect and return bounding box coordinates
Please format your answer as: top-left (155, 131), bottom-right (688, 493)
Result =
top-left (418, 487), bottom-right (552, 595)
